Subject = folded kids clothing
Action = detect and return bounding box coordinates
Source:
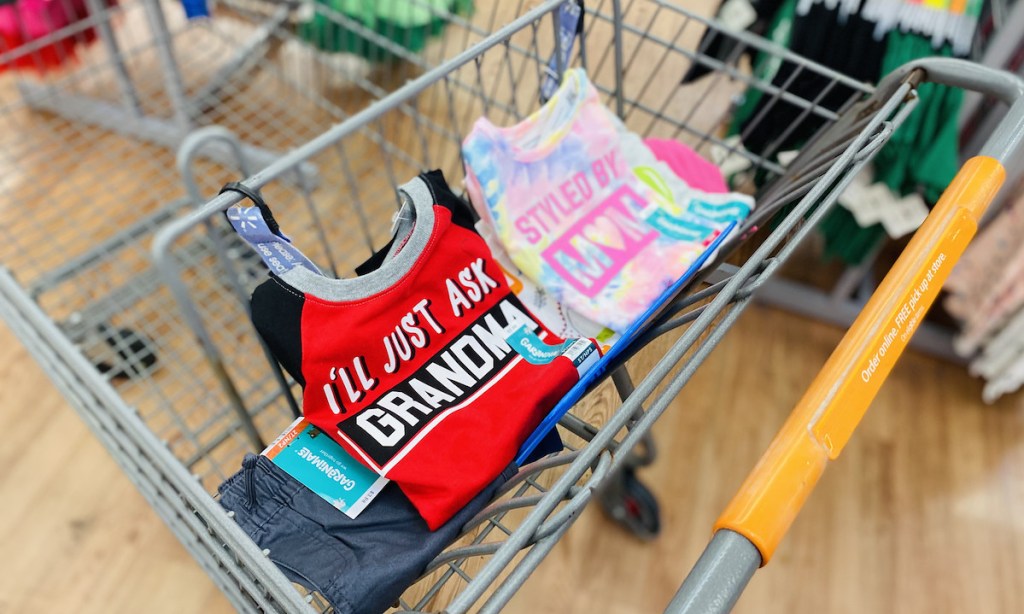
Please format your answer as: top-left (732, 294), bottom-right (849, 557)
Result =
top-left (954, 247), bottom-right (1024, 357)
top-left (219, 453), bottom-right (513, 614)
top-left (471, 136), bottom-right (729, 346)
top-left (969, 309), bottom-right (1024, 403)
top-left (944, 194), bottom-right (1024, 402)
top-left (947, 196), bottom-right (1024, 357)
top-left (462, 68), bottom-right (754, 333)
top-left (236, 170), bottom-right (599, 529)
top-left (944, 196), bottom-right (1024, 324)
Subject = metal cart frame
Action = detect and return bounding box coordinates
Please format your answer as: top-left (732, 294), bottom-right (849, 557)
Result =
top-left (0, 0), bottom-right (537, 401)
top-left (2, 0), bottom-right (1021, 612)
top-left (669, 61), bottom-right (1024, 613)
top-left (7, 0), bottom-right (307, 170)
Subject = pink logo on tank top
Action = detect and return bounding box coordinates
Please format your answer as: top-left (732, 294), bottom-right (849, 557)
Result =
top-left (542, 184), bottom-right (657, 296)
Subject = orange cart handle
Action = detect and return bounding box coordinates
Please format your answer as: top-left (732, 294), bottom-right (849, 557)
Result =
top-left (714, 156), bottom-right (1006, 564)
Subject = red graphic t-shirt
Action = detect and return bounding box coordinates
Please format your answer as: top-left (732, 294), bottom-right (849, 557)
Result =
top-left (250, 171), bottom-right (597, 528)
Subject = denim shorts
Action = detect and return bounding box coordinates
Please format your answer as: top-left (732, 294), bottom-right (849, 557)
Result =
top-left (218, 454), bottom-right (515, 614)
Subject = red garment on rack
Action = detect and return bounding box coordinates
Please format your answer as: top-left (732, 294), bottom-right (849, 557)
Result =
top-left (0, 0), bottom-right (108, 72)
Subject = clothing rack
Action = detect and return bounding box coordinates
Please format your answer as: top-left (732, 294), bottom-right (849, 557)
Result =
top-left (7, 0), bottom-right (314, 176)
top-left (756, 0), bottom-right (1021, 366)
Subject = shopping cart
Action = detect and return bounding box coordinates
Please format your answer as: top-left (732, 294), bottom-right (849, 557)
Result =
top-left (0, 0), bottom-right (523, 381)
top-left (2, 0), bottom-right (1022, 612)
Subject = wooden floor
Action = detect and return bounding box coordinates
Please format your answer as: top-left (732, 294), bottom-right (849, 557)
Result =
top-left (2, 302), bottom-right (1024, 613)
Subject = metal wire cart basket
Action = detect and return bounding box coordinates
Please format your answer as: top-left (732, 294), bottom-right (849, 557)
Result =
top-left (2, 0), bottom-right (1022, 612)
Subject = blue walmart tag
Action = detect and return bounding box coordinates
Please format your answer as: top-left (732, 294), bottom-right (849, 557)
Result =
top-left (540, 1), bottom-right (584, 103)
top-left (226, 205), bottom-right (321, 276)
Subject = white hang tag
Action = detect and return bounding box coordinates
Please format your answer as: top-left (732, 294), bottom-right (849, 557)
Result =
top-left (389, 193), bottom-right (413, 236)
top-left (710, 136), bottom-right (754, 178)
top-left (718, 0), bottom-right (758, 31)
top-left (840, 182), bottom-right (891, 228)
top-left (776, 149), bottom-right (799, 167)
top-left (982, 354), bottom-right (1024, 404)
top-left (837, 180), bottom-right (867, 213)
top-left (880, 192), bottom-right (929, 239)
top-left (294, 0), bottom-right (314, 22)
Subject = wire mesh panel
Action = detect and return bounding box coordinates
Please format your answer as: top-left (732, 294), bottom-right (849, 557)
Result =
top-left (0, 0), bottom-right (548, 483)
top-left (0, 0), bottom-right (539, 311)
top-left (0, 0), bottom-right (922, 612)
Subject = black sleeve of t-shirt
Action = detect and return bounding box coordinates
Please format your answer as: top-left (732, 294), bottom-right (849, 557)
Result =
top-left (354, 237), bottom-right (395, 276)
top-left (251, 276), bottom-right (306, 387)
top-left (422, 169), bottom-right (480, 230)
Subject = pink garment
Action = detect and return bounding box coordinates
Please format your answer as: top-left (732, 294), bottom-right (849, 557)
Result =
top-left (944, 195), bottom-right (1024, 321)
top-left (644, 137), bottom-right (728, 194)
top-left (956, 244), bottom-right (1024, 356)
top-left (0, 0), bottom-right (98, 72)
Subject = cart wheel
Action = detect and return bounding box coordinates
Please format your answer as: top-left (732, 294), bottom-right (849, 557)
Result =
top-left (96, 326), bottom-right (158, 379)
top-left (599, 469), bottom-right (661, 540)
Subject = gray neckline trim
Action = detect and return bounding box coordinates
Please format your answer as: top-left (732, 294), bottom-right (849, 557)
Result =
top-left (278, 175), bottom-right (436, 302)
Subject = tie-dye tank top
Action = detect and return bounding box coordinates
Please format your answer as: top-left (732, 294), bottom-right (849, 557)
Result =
top-left (462, 68), bottom-right (754, 332)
